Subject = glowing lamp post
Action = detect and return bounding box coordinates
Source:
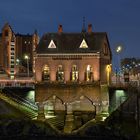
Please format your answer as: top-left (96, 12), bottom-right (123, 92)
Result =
top-left (24, 55), bottom-right (29, 77)
top-left (115, 45), bottom-right (123, 84)
top-left (116, 45), bottom-right (122, 65)
top-left (106, 64), bottom-right (111, 86)
top-left (16, 58), bottom-right (20, 75)
top-left (16, 59), bottom-right (20, 64)
top-left (116, 46), bottom-right (122, 53)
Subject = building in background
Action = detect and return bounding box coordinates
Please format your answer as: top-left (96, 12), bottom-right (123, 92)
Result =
top-left (121, 58), bottom-right (140, 85)
top-left (0, 23), bottom-right (39, 79)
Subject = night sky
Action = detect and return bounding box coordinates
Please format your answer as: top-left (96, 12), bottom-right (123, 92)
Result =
top-left (0, 0), bottom-right (140, 69)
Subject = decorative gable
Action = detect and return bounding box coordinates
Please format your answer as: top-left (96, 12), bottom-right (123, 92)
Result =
top-left (48, 40), bottom-right (56, 48)
top-left (79, 39), bottom-right (88, 48)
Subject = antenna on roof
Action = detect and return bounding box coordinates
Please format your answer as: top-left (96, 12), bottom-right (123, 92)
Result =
top-left (82, 16), bottom-right (86, 33)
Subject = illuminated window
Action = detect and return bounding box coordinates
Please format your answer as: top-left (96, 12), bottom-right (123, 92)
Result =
top-left (79, 39), bottom-right (88, 48)
top-left (11, 65), bottom-right (14, 68)
top-left (10, 75), bottom-right (14, 79)
top-left (11, 56), bottom-right (14, 59)
top-left (71, 65), bottom-right (78, 81)
top-left (85, 65), bottom-right (93, 81)
top-left (56, 65), bottom-right (64, 81)
top-left (48, 40), bottom-right (56, 48)
top-left (43, 65), bottom-right (50, 81)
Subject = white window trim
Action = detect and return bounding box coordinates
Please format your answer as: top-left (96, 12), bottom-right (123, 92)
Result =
top-left (79, 39), bottom-right (88, 48)
top-left (48, 40), bottom-right (56, 48)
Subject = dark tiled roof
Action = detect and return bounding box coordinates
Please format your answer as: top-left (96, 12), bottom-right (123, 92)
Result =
top-left (15, 33), bottom-right (32, 37)
top-left (36, 32), bottom-right (109, 54)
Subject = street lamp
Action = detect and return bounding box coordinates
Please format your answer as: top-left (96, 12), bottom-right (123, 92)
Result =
top-left (116, 46), bottom-right (122, 53)
top-left (115, 45), bottom-right (123, 84)
top-left (16, 58), bottom-right (20, 76)
top-left (24, 55), bottom-right (29, 77)
top-left (16, 59), bottom-right (20, 64)
top-left (116, 45), bottom-right (123, 68)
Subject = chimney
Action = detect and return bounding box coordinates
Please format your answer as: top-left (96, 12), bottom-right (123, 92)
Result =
top-left (58, 25), bottom-right (63, 33)
top-left (88, 24), bottom-right (92, 33)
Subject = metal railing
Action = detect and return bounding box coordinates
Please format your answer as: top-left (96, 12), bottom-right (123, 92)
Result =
top-left (0, 92), bottom-right (38, 119)
top-left (0, 83), bottom-right (35, 89)
top-left (2, 88), bottom-right (38, 111)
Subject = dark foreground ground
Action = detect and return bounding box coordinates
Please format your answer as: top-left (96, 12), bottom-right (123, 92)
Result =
top-left (0, 117), bottom-right (139, 140)
top-left (0, 92), bottom-right (139, 140)
top-left (0, 136), bottom-right (127, 140)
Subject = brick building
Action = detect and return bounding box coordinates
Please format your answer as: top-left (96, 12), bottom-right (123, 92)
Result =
top-left (35, 24), bottom-right (112, 84)
top-left (0, 23), bottom-right (39, 78)
top-left (35, 24), bottom-right (112, 114)
top-left (121, 57), bottom-right (140, 84)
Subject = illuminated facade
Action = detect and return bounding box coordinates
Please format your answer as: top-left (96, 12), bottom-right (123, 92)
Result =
top-left (35, 24), bottom-right (112, 84)
top-left (0, 23), bottom-right (39, 78)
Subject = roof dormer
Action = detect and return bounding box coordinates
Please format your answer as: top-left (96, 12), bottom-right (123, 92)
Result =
top-left (48, 40), bottom-right (56, 48)
top-left (79, 39), bottom-right (88, 48)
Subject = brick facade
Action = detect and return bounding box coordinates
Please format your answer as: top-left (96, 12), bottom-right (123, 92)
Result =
top-left (35, 54), bottom-right (100, 82)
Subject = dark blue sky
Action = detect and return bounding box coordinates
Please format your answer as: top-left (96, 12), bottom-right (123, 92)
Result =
top-left (0, 0), bottom-right (140, 68)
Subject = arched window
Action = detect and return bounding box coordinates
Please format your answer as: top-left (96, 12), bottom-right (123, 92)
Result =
top-left (42, 65), bottom-right (50, 81)
top-left (71, 65), bottom-right (78, 81)
top-left (56, 65), bottom-right (64, 82)
top-left (85, 65), bottom-right (93, 82)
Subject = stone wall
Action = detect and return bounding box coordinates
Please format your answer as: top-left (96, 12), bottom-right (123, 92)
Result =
top-left (35, 83), bottom-right (109, 113)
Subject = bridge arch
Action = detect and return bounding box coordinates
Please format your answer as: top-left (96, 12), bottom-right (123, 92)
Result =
top-left (43, 94), bottom-right (65, 117)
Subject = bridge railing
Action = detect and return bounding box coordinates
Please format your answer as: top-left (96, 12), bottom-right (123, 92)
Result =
top-left (0, 82), bottom-right (35, 89)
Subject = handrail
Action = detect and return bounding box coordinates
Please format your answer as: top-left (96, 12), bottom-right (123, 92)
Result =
top-left (0, 83), bottom-right (35, 89)
top-left (3, 92), bottom-right (37, 112)
top-left (2, 88), bottom-right (38, 111)
top-left (0, 93), bottom-right (38, 118)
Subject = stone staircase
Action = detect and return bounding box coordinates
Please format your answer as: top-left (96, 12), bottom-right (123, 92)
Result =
top-left (0, 90), bottom-right (38, 119)
top-left (47, 115), bottom-right (65, 130)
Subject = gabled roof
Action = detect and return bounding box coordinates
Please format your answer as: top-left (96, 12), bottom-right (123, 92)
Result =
top-left (2, 22), bottom-right (14, 33)
top-left (36, 32), bottom-right (109, 54)
top-left (15, 33), bottom-right (32, 37)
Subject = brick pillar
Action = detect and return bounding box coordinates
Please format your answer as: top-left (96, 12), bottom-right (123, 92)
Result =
top-left (64, 63), bottom-right (70, 82)
top-left (35, 61), bottom-right (42, 82)
top-left (93, 59), bottom-right (100, 81)
top-left (35, 70), bottom-right (42, 82)
top-left (79, 64), bottom-right (85, 82)
top-left (50, 65), bottom-right (56, 82)
top-left (37, 102), bottom-right (45, 120)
